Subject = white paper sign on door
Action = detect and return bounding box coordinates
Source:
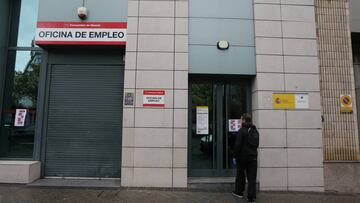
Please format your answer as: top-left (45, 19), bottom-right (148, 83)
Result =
top-left (196, 106), bottom-right (209, 135)
top-left (14, 109), bottom-right (28, 127)
top-left (229, 119), bottom-right (241, 132)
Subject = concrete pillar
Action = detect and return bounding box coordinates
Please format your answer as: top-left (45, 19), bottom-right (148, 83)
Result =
top-left (122, 0), bottom-right (188, 188)
top-left (254, 0), bottom-right (324, 192)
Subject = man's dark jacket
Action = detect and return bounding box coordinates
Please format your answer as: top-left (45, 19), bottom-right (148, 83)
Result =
top-left (234, 122), bottom-right (258, 160)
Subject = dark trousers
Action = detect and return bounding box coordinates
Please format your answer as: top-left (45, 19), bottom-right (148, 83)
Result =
top-left (235, 158), bottom-right (257, 200)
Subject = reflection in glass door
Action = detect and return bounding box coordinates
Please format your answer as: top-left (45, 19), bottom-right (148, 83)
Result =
top-left (190, 83), bottom-right (215, 172)
top-left (189, 78), bottom-right (250, 177)
top-left (0, 51), bottom-right (42, 158)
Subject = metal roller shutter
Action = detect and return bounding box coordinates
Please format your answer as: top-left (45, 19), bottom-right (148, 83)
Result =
top-left (45, 65), bottom-right (123, 178)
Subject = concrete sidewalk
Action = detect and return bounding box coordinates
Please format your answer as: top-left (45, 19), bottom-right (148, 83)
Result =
top-left (0, 185), bottom-right (359, 203)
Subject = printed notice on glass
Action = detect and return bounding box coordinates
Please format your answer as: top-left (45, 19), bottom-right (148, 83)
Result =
top-left (196, 106), bottom-right (209, 135)
top-left (229, 119), bottom-right (241, 132)
top-left (14, 109), bottom-right (28, 127)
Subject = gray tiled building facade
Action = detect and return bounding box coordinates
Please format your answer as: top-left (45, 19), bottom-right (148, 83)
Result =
top-left (0, 0), bottom-right (359, 193)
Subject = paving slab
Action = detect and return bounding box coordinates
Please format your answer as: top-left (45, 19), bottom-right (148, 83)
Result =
top-left (0, 184), bottom-right (359, 203)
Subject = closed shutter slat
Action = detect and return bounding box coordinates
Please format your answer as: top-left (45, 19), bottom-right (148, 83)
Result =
top-left (45, 65), bottom-right (124, 178)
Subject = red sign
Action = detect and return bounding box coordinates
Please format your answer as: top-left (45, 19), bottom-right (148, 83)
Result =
top-left (35, 22), bottom-right (127, 45)
top-left (143, 90), bottom-right (165, 107)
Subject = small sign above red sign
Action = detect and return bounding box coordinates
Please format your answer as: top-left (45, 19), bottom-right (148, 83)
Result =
top-left (143, 90), bottom-right (165, 107)
top-left (35, 22), bottom-right (127, 45)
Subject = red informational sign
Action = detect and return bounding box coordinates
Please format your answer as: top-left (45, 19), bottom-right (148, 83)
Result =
top-left (143, 90), bottom-right (165, 107)
top-left (35, 22), bottom-right (127, 45)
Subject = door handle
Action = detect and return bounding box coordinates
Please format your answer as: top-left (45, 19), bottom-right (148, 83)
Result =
top-left (3, 124), bottom-right (11, 127)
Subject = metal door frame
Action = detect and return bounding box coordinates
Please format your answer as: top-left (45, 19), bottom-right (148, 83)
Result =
top-left (188, 75), bottom-right (252, 177)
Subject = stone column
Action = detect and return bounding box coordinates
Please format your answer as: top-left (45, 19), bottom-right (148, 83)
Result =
top-left (254, 0), bottom-right (324, 191)
top-left (316, 0), bottom-right (360, 193)
top-left (316, 0), bottom-right (360, 162)
top-left (122, 0), bottom-right (189, 188)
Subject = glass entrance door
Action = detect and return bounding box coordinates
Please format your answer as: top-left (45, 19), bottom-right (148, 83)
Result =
top-left (189, 78), bottom-right (250, 177)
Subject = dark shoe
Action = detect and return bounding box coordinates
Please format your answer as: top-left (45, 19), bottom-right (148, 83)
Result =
top-left (248, 198), bottom-right (256, 203)
top-left (232, 191), bottom-right (244, 198)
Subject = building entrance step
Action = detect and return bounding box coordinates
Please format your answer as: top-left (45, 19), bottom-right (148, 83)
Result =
top-left (28, 178), bottom-right (120, 189)
top-left (188, 177), bottom-right (259, 192)
top-left (188, 177), bottom-right (235, 192)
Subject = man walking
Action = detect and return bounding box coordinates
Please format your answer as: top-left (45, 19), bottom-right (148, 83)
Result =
top-left (232, 113), bottom-right (259, 203)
